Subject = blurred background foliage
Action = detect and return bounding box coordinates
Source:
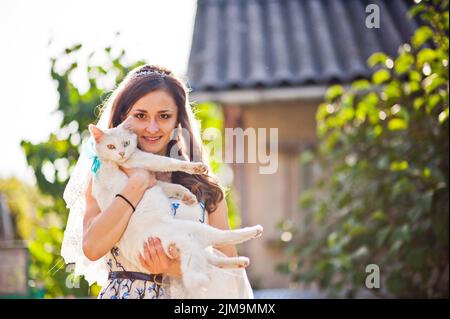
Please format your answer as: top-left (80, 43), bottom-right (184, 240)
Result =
top-left (10, 41), bottom-right (236, 297)
top-left (278, 0), bottom-right (448, 298)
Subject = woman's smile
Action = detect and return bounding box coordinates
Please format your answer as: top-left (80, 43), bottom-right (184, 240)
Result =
top-left (126, 89), bottom-right (179, 155)
top-left (141, 135), bottom-right (163, 144)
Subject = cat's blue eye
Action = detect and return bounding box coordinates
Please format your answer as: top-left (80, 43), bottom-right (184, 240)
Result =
top-left (124, 141), bottom-right (130, 147)
top-left (107, 144), bottom-right (116, 150)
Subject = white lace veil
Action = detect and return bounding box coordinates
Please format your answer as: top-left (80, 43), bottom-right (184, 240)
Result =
top-left (60, 99), bottom-right (112, 286)
top-left (61, 65), bottom-right (254, 298)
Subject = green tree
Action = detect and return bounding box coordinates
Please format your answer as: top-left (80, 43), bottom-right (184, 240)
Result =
top-left (278, 0), bottom-right (448, 298)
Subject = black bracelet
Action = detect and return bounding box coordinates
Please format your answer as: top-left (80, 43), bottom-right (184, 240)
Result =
top-left (115, 194), bottom-right (136, 213)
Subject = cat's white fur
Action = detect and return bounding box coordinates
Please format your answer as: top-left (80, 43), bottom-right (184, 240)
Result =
top-left (88, 119), bottom-right (263, 290)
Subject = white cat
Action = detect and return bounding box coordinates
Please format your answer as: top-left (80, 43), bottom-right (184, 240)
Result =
top-left (87, 119), bottom-right (263, 291)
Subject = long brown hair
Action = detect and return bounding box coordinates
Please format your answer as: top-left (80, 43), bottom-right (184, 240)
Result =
top-left (102, 64), bottom-right (224, 213)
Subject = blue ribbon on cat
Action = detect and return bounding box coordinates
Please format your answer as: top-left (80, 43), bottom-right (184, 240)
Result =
top-left (83, 138), bottom-right (101, 175)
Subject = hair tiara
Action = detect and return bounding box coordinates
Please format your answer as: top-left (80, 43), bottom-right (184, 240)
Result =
top-left (133, 69), bottom-right (170, 79)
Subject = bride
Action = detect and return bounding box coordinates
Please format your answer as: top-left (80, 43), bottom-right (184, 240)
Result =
top-left (61, 64), bottom-right (254, 299)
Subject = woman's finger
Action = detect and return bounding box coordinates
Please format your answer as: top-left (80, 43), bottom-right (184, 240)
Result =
top-left (144, 240), bottom-right (156, 267)
top-left (142, 244), bottom-right (154, 271)
top-left (147, 237), bottom-right (160, 265)
top-left (168, 243), bottom-right (180, 259)
top-left (139, 253), bottom-right (152, 272)
top-left (154, 238), bottom-right (169, 269)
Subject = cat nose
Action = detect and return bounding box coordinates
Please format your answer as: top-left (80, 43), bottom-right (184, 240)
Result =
top-left (119, 151), bottom-right (125, 157)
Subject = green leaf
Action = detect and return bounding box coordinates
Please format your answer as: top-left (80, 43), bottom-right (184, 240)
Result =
top-left (408, 3), bottom-right (426, 18)
top-left (390, 160), bottom-right (409, 171)
top-left (371, 210), bottom-right (386, 221)
top-left (351, 79), bottom-right (371, 91)
top-left (276, 263), bottom-right (291, 275)
top-left (64, 43), bottom-right (82, 54)
top-left (373, 125), bottom-right (383, 137)
top-left (388, 118), bottom-right (408, 130)
top-left (409, 70), bottom-right (422, 82)
top-left (299, 150), bottom-right (315, 164)
top-left (384, 81), bottom-right (401, 100)
top-left (405, 81), bottom-right (421, 94)
top-left (316, 103), bottom-right (330, 122)
top-left (299, 190), bottom-right (314, 208)
top-left (326, 85), bottom-right (344, 102)
top-left (412, 26), bottom-right (433, 48)
top-left (423, 74), bottom-right (446, 94)
top-left (395, 53), bottom-right (415, 74)
top-left (368, 52), bottom-right (388, 68)
top-left (429, 94), bottom-right (441, 110)
top-left (439, 107), bottom-right (449, 124)
top-left (372, 69), bottom-right (391, 84)
top-left (417, 48), bottom-right (437, 66)
top-left (414, 97), bottom-right (425, 110)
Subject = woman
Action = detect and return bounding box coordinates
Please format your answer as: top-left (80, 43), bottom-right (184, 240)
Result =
top-left (62, 64), bottom-right (249, 299)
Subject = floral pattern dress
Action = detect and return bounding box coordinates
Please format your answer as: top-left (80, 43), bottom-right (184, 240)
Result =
top-left (98, 198), bottom-right (206, 299)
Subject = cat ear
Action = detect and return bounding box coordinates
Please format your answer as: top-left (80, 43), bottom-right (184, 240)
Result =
top-left (88, 124), bottom-right (105, 143)
top-left (119, 116), bottom-right (134, 131)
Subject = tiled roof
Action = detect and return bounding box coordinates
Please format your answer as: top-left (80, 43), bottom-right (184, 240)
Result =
top-left (187, 0), bottom-right (419, 92)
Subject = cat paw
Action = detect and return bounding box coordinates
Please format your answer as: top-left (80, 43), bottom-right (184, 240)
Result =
top-left (183, 162), bottom-right (208, 175)
top-left (175, 187), bottom-right (198, 205)
top-left (167, 243), bottom-right (180, 259)
top-left (252, 225), bottom-right (264, 238)
top-left (236, 257), bottom-right (250, 268)
top-left (183, 191), bottom-right (198, 205)
top-left (170, 185), bottom-right (197, 205)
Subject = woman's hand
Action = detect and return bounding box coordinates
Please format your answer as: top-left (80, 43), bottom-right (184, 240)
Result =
top-left (139, 237), bottom-right (181, 277)
top-left (120, 167), bottom-right (157, 190)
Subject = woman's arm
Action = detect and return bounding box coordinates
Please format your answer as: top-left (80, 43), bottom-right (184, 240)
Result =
top-left (82, 169), bottom-right (156, 261)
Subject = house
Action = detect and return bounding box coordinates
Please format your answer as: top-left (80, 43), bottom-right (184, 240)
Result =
top-left (187, 0), bottom-right (419, 289)
top-left (0, 193), bottom-right (29, 297)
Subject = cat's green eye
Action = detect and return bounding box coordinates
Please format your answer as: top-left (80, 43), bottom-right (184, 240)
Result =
top-left (124, 141), bottom-right (130, 147)
top-left (107, 144), bottom-right (116, 150)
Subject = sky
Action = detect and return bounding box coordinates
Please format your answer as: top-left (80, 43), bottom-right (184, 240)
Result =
top-left (0, 0), bottom-right (197, 183)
